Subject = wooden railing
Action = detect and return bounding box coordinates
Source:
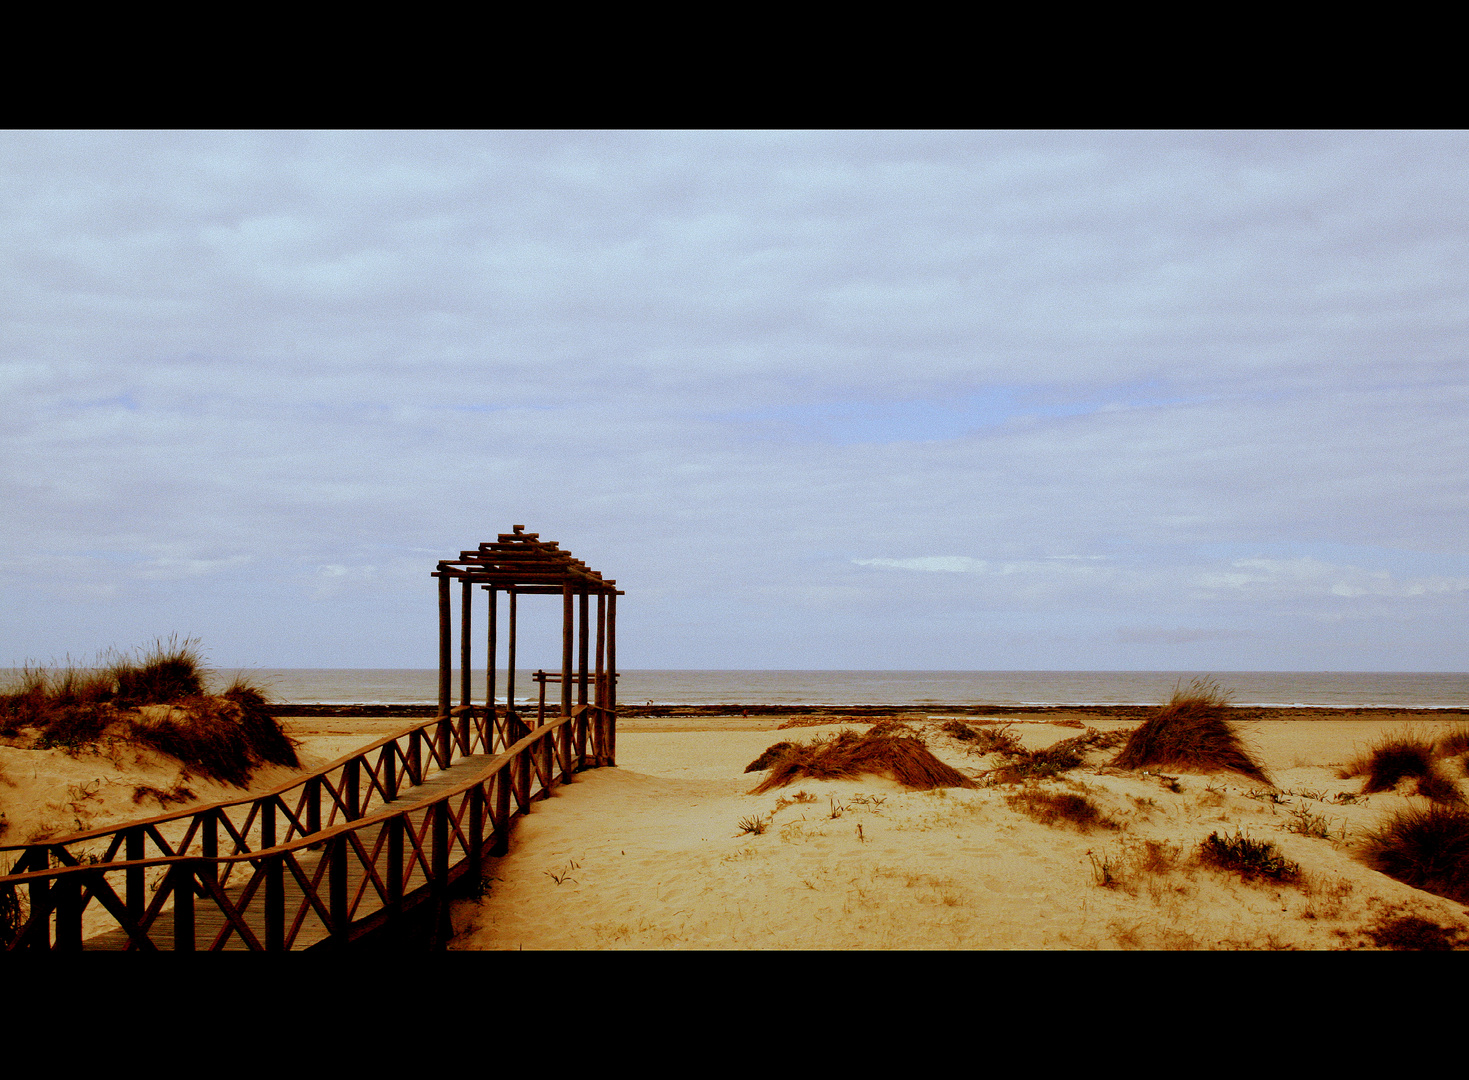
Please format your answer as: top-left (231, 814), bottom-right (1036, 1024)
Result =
top-left (0, 703), bottom-right (615, 950)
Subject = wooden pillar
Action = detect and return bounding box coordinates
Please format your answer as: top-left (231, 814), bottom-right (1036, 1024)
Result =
top-left (345, 758), bottom-right (360, 820)
top-left (506, 587), bottom-right (517, 723)
top-left (607, 591), bottom-right (617, 765)
top-left (202, 810), bottom-right (218, 886)
top-left (262, 799), bottom-right (282, 951)
top-left (437, 570), bottom-right (452, 719)
top-left (55, 870), bottom-right (81, 951)
top-left (578, 588), bottom-right (589, 706)
top-left (595, 592), bottom-right (606, 707)
top-left (561, 580), bottom-right (573, 716)
top-left (329, 834), bottom-right (348, 947)
top-left (126, 827), bottom-right (143, 927)
top-left (171, 863), bottom-right (194, 952)
top-left (460, 577), bottom-right (472, 709)
top-left (485, 586), bottom-right (497, 745)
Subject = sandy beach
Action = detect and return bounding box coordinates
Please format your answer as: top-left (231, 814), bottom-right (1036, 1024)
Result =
top-left (441, 713), bottom-right (1469, 950)
top-left (6, 710), bottom-right (1469, 950)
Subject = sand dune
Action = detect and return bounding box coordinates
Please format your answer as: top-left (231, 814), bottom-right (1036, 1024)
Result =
top-left (448, 716), bottom-right (1469, 950)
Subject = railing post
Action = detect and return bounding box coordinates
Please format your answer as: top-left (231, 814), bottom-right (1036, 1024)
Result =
top-left (516, 747), bottom-right (530, 810)
top-left (431, 799), bottom-right (449, 949)
top-left (330, 833), bottom-right (348, 948)
top-left (346, 758), bottom-right (360, 820)
top-left (306, 777), bottom-right (321, 836)
top-left (202, 810), bottom-right (218, 887)
top-left (469, 784), bottom-right (484, 875)
top-left (492, 770), bottom-right (510, 856)
top-left (262, 798), bottom-right (283, 951)
top-left (437, 714), bottom-right (451, 768)
top-left (54, 869), bottom-right (81, 952)
top-left (387, 813), bottom-right (405, 934)
top-left (410, 728), bottom-right (422, 785)
top-left (577, 708), bottom-right (589, 771)
top-left (383, 743), bottom-right (398, 802)
top-left (539, 732), bottom-right (553, 798)
top-left (126, 826), bottom-right (144, 928)
top-left (22, 863), bottom-right (49, 950)
top-left (172, 862), bottom-right (195, 952)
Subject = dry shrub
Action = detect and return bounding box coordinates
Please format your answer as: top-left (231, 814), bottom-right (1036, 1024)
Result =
top-left (1111, 678), bottom-right (1269, 784)
top-left (988, 727), bottom-right (1128, 783)
top-left (1363, 911), bottom-right (1465, 951)
top-left (1437, 724), bottom-right (1469, 759)
top-left (1198, 830), bottom-right (1300, 882)
top-left (1, 643), bottom-right (297, 784)
top-left (1358, 803), bottom-right (1469, 904)
top-left (221, 677), bottom-right (299, 770)
top-left (942, 720), bottom-right (1022, 755)
top-left (1342, 731), bottom-right (1464, 804)
top-left (744, 741), bottom-right (799, 773)
top-left (746, 729), bottom-right (976, 794)
top-left (111, 635), bottom-right (207, 706)
top-left (1, 663), bottom-right (116, 738)
top-left (1005, 786), bottom-right (1116, 832)
top-left (130, 688), bottom-right (298, 788)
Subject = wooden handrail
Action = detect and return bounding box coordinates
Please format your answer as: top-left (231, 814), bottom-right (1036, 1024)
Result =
top-left (1, 703), bottom-right (617, 950)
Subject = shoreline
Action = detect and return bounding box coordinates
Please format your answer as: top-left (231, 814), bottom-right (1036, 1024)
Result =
top-left (274, 702), bottom-right (1469, 721)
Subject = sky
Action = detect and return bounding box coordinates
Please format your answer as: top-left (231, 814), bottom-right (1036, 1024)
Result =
top-left (3, 129), bottom-right (1468, 672)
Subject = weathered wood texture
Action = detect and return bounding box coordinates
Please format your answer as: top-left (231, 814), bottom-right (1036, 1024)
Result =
top-left (1, 525), bottom-right (623, 952)
top-left (2, 704), bottom-right (615, 951)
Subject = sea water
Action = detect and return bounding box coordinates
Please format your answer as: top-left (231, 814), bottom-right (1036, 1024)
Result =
top-left (204, 669), bottom-right (1469, 709)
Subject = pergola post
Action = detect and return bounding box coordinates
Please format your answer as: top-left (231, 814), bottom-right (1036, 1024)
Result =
top-left (460, 577), bottom-right (472, 709)
top-left (578, 588), bottom-right (590, 706)
top-left (595, 592), bottom-right (606, 707)
top-left (437, 570), bottom-right (451, 719)
top-left (607, 590), bottom-right (617, 765)
top-left (561, 581), bottom-right (574, 717)
top-left (507, 587), bottom-right (517, 725)
top-left (486, 586), bottom-right (497, 747)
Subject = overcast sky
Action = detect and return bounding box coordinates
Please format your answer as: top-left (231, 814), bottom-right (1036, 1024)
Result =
top-left (4, 130), bottom-right (1468, 672)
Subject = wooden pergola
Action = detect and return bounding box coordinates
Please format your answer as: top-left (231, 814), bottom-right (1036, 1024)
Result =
top-left (431, 526), bottom-right (620, 746)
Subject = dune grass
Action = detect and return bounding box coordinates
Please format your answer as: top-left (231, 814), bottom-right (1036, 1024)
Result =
top-left (1358, 803), bottom-right (1469, 904)
top-left (1437, 724), bottom-right (1469, 760)
top-left (1340, 730), bottom-right (1464, 804)
top-left (1005, 786), bottom-right (1117, 832)
top-left (0, 639), bottom-right (298, 786)
top-left (745, 728), bottom-right (977, 794)
top-left (1111, 678), bottom-right (1269, 784)
top-left (1198, 830), bottom-right (1300, 883)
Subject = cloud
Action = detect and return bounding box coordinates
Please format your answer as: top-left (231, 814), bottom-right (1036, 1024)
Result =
top-left (3, 131), bottom-right (1468, 668)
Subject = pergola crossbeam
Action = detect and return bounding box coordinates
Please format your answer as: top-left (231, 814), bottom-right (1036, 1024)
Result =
top-left (432, 526), bottom-right (619, 755)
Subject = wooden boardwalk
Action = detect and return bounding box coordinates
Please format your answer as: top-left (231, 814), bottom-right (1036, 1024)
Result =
top-left (79, 754), bottom-right (498, 951)
top-left (3, 529), bottom-right (621, 951)
top-left (3, 704), bottom-right (615, 951)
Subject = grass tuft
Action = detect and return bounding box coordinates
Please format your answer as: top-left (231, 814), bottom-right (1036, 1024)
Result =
top-left (1006, 786), bottom-right (1116, 832)
top-left (0, 642), bottom-right (297, 786)
top-left (1342, 731), bottom-right (1464, 803)
top-left (1437, 724), bottom-right (1469, 759)
top-left (746, 729), bottom-right (976, 793)
top-left (1363, 912), bottom-right (1465, 951)
top-left (1111, 678), bottom-right (1269, 784)
top-left (111, 635), bottom-right (208, 706)
top-left (734, 814), bottom-right (768, 836)
top-left (1198, 830), bottom-right (1300, 882)
top-left (1357, 803), bottom-right (1469, 903)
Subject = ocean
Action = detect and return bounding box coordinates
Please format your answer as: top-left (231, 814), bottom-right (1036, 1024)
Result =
top-left (208, 669), bottom-right (1469, 709)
